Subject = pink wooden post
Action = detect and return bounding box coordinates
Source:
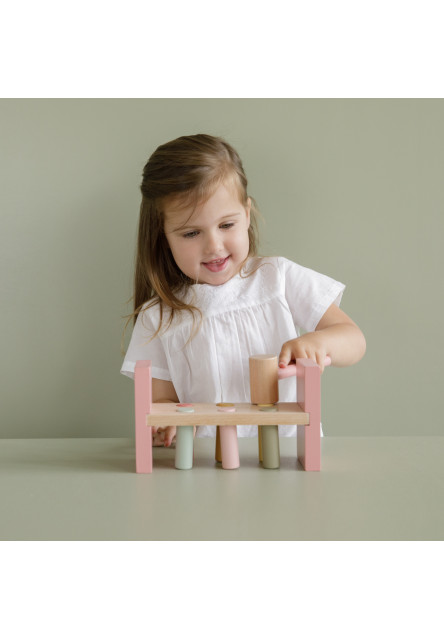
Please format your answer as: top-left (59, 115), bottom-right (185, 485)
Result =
top-left (219, 425), bottom-right (240, 469)
top-left (134, 360), bottom-right (153, 473)
top-left (296, 358), bottom-right (321, 471)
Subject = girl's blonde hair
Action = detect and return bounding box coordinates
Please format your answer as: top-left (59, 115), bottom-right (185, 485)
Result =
top-left (123, 133), bottom-right (261, 345)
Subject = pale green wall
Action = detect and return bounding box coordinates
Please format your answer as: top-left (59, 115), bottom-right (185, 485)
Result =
top-left (1, 99), bottom-right (442, 437)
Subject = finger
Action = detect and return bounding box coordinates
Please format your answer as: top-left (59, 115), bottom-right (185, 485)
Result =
top-left (304, 350), bottom-right (320, 370)
top-left (315, 352), bottom-right (327, 373)
top-left (152, 428), bottom-right (166, 447)
top-left (278, 343), bottom-right (293, 368)
top-left (164, 426), bottom-right (177, 447)
top-left (311, 351), bottom-right (322, 372)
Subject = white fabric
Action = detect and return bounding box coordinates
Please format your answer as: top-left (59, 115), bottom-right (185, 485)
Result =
top-left (121, 256), bottom-right (345, 437)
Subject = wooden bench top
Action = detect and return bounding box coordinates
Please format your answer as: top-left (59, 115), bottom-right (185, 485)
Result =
top-left (146, 402), bottom-right (310, 427)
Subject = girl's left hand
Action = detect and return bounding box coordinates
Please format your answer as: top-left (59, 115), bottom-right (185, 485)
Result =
top-left (278, 333), bottom-right (330, 373)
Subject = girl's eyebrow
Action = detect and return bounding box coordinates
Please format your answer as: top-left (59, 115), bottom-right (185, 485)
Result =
top-left (170, 212), bottom-right (242, 233)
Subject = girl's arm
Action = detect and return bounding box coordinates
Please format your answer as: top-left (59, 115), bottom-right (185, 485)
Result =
top-left (152, 378), bottom-right (179, 404)
top-left (278, 303), bottom-right (366, 373)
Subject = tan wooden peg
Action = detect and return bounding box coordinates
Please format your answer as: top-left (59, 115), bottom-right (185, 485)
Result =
top-left (249, 354), bottom-right (279, 405)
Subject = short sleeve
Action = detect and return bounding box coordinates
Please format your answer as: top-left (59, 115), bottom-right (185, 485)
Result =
top-left (120, 306), bottom-right (171, 381)
top-left (279, 257), bottom-right (346, 332)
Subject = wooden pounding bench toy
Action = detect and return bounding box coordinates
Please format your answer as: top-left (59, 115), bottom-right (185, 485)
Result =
top-left (134, 354), bottom-right (331, 473)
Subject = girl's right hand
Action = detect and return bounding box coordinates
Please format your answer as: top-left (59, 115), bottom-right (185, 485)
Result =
top-left (152, 379), bottom-right (181, 447)
top-left (152, 425), bottom-right (197, 447)
top-left (152, 425), bottom-right (177, 447)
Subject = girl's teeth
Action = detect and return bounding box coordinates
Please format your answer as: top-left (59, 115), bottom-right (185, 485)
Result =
top-left (203, 257), bottom-right (229, 272)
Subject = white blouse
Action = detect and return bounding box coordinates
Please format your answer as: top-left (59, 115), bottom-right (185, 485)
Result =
top-left (121, 256), bottom-right (345, 437)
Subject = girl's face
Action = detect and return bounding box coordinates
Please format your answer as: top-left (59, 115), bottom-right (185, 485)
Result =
top-left (163, 180), bottom-right (251, 286)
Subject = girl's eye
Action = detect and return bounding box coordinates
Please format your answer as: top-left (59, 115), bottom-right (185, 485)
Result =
top-left (182, 223), bottom-right (234, 238)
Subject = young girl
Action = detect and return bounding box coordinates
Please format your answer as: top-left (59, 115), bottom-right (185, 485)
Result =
top-left (121, 134), bottom-right (366, 447)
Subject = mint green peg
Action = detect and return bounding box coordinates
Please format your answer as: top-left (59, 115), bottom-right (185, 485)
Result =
top-left (175, 425), bottom-right (194, 470)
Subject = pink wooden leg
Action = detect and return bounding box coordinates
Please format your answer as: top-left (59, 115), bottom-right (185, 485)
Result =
top-left (134, 360), bottom-right (153, 473)
top-left (296, 358), bottom-right (321, 471)
top-left (219, 425), bottom-right (239, 470)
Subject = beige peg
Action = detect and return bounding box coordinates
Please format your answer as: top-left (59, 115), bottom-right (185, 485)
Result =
top-left (249, 355), bottom-right (279, 405)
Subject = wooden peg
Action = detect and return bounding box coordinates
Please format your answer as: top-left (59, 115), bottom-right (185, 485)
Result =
top-left (249, 355), bottom-right (279, 404)
top-left (215, 425), bottom-right (222, 463)
top-left (175, 425), bottom-right (194, 470)
top-left (249, 355), bottom-right (280, 468)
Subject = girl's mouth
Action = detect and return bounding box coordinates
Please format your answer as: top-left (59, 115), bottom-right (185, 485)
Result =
top-left (202, 256), bottom-right (230, 272)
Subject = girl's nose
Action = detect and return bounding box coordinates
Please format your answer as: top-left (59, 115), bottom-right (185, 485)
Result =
top-left (204, 230), bottom-right (223, 255)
